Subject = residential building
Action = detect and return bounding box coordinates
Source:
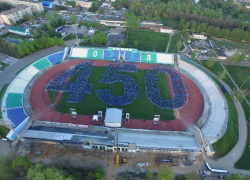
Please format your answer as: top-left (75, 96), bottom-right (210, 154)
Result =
top-left (101, 1), bottom-right (111, 8)
top-left (215, 49), bottom-right (227, 60)
top-left (18, 0), bottom-right (44, 13)
top-left (159, 26), bottom-right (175, 33)
top-left (100, 18), bottom-right (126, 27)
top-left (76, 1), bottom-right (92, 8)
top-left (140, 20), bottom-right (163, 30)
top-left (9, 25), bottom-right (30, 36)
top-left (0, 23), bottom-right (5, 28)
top-left (192, 33), bottom-right (207, 40)
top-left (0, 5), bottom-right (32, 25)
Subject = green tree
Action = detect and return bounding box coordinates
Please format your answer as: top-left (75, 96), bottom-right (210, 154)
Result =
top-left (65, 1), bottom-right (76, 7)
top-left (120, 40), bottom-right (125, 47)
top-left (225, 173), bottom-right (241, 180)
top-left (177, 21), bottom-right (184, 30)
top-left (156, 165), bottom-right (173, 180)
top-left (40, 36), bottom-right (49, 48)
top-left (12, 156), bottom-right (32, 176)
top-left (217, 71), bottom-right (227, 80)
top-left (0, 154), bottom-right (16, 180)
top-left (185, 171), bottom-right (198, 180)
top-left (205, 57), bottom-right (215, 68)
top-left (198, 23), bottom-right (207, 32)
top-left (191, 50), bottom-right (197, 59)
top-left (134, 39), bottom-right (138, 48)
top-left (239, 52), bottom-right (246, 62)
top-left (230, 88), bottom-right (249, 103)
top-left (83, 36), bottom-right (88, 44)
top-left (91, 34), bottom-right (96, 44)
top-left (175, 40), bottom-right (182, 51)
top-left (229, 51), bottom-right (241, 62)
top-left (85, 172), bottom-right (96, 180)
top-left (9, 19), bottom-right (16, 26)
top-left (58, 38), bottom-right (64, 45)
top-left (70, 13), bottom-right (77, 24)
top-left (146, 172), bottom-right (154, 179)
top-left (18, 47), bottom-right (25, 57)
top-left (47, 22), bottom-right (54, 34)
top-left (113, 38), bottom-right (117, 47)
top-left (50, 38), bottom-right (55, 47)
top-left (89, 2), bottom-right (98, 12)
top-left (94, 165), bottom-right (105, 180)
top-left (184, 31), bottom-right (190, 42)
top-left (54, 36), bottom-right (59, 45)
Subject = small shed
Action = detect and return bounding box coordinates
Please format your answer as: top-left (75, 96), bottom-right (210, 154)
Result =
top-left (104, 108), bottom-right (122, 127)
top-left (9, 26), bottom-right (30, 36)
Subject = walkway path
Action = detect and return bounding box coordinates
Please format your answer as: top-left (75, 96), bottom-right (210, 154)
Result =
top-left (166, 33), bottom-right (173, 52)
top-left (180, 55), bottom-right (249, 175)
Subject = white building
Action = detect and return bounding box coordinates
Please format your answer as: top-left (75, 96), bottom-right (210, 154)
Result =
top-left (192, 33), bottom-right (207, 40)
top-left (9, 25), bottom-right (30, 36)
top-left (0, 5), bottom-right (32, 25)
top-left (18, 0), bottom-right (44, 13)
top-left (76, 1), bottom-right (92, 8)
top-left (104, 108), bottom-right (122, 128)
top-left (160, 26), bottom-right (175, 33)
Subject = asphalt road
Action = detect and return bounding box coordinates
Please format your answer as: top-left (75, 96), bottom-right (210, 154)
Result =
top-left (0, 46), bottom-right (65, 91)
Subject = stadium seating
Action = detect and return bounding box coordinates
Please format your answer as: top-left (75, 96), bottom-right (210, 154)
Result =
top-left (47, 52), bottom-right (64, 64)
top-left (9, 79), bottom-right (29, 94)
top-left (103, 50), bottom-right (119, 60)
top-left (6, 93), bottom-right (22, 108)
top-left (7, 107), bottom-right (27, 127)
top-left (145, 66), bottom-right (188, 109)
top-left (70, 48), bottom-right (88, 58)
top-left (87, 49), bottom-right (104, 59)
top-left (124, 51), bottom-right (141, 62)
top-left (33, 58), bottom-right (51, 70)
top-left (141, 52), bottom-right (157, 63)
top-left (156, 53), bottom-right (174, 64)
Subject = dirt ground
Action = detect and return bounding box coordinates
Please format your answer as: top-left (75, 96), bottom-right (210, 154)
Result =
top-left (15, 141), bottom-right (208, 180)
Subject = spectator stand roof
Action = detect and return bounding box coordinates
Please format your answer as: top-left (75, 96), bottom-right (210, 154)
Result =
top-left (104, 108), bottom-right (122, 128)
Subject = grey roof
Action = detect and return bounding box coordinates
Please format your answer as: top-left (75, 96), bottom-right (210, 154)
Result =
top-left (215, 49), bottom-right (227, 57)
top-left (105, 108), bottom-right (122, 124)
top-left (0, 5), bottom-right (29, 15)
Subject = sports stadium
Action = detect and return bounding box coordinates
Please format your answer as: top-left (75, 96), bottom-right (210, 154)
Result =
top-left (2, 47), bottom-right (228, 153)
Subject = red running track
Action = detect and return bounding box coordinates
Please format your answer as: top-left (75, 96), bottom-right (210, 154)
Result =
top-left (30, 60), bottom-right (204, 131)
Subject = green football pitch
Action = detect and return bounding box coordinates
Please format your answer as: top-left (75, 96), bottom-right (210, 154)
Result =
top-left (51, 66), bottom-right (175, 120)
top-left (126, 29), bottom-right (170, 52)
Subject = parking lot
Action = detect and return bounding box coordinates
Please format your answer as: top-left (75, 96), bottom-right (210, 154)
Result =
top-left (61, 26), bottom-right (93, 38)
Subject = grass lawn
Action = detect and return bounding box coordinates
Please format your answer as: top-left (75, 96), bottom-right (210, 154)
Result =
top-left (0, 61), bottom-right (9, 71)
top-left (161, 19), bottom-right (180, 29)
top-left (201, 61), bottom-right (236, 90)
top-left (48, 91), bottom-right (58, 104)
top-left (212, 38), bottom-right (250, 55)
top-left (0, 83), bottom-right (9, 119)
top-left (224, 66), bottom-right (250, 102)
top-left (212, 93), bottom-right (238, 158)
top-left (127, 29), bottom-right (169, 52)
top-left (168, 34), bottom-right (182, 53)
top-left (55, 66), bottom-right (174, 120)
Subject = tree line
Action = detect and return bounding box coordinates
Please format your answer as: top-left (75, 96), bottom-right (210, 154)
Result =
top-left (178, 20), bottom-right (250, 42)
top-left (90, 32), bottom-right (107, 45)
top-left (0, 37), bottom-right (19, 59)
top-left (18, 36), bottom-right (64, 57)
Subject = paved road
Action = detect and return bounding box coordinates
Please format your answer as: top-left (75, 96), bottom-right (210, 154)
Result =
top-left (180, 55), bottom-right (250, 175)
top-left (0, 46), bottom-right (65, 91)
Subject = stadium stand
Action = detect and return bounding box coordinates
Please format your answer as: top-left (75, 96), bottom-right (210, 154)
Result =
top-left (47, 52), bottom-right (64, 64)
top-left (179, 60), bottom-right (227, 143)
top-left (141, 52), bottom-right (157, 63)
top-left (33, 58), bottom-right (51, 70)
top-left (156, 53), bottom-right (174, 64)
top-left (87, 49), bottom-right (104, 60)
top-left (9, 79), bottom-right (29, 94)
top-left (6, 93), bottom-right (22, 108)
top-left (103, 50), bottom-right (119, 60)
top-left (124, 51), bottom-right (141, 62)
top-left (7, 107), bottom-right (27, 127)
top-left (70, 47), bottom-right (88, 59)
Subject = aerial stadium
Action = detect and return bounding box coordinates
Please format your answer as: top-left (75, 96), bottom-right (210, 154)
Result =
top-left (1, 47), bottom-right (228, 153)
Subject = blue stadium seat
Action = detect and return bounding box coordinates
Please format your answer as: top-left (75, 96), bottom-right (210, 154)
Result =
top-left (103, 50), bottom-right (119, 60)
top-left (124, 51), bottom-right (140, 62)
top-left (7, 107), bottom-right (27, 127)
top-left (47, 52), bottom-right (64, 64)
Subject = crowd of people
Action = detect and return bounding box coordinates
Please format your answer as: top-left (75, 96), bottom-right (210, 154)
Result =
top-left (46, 61), bottom-right (94, 103)
top-left (96, 63), bottom-right (140, 107)
top-left (145, 66), bottom-right (188, 109)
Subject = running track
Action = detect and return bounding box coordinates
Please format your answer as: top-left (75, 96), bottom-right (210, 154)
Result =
top-left (30, 60), bottom-right (204, 131)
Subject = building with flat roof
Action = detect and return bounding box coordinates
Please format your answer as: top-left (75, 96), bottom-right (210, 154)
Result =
top-left (76, 1), bottom-right (92, 8)
top-left (9, 25), bottom-right (30, 36)
top-left (160, 26), bottom-right (176, 33)
top-left (192, 33), bottom-right (207, 40)
top-left (0, 5), bottom-right (32, 25)
top-left (42, 1), bottom-right (53, 9)
top-left (100, 18), bottom-right (126, 27)
top-left (18, 0), bottom-right (44, 13)
top-left (140, 20), bottom-right (163, 30)
top-left (215, 49), bottom-right (227, 60)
